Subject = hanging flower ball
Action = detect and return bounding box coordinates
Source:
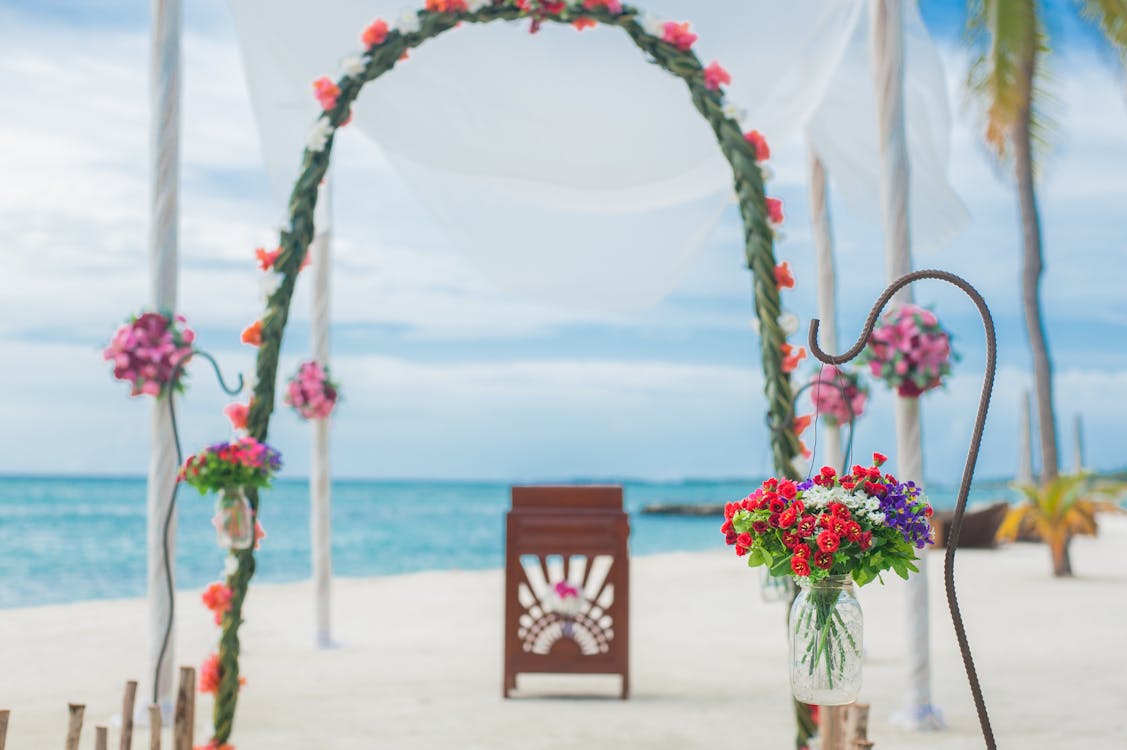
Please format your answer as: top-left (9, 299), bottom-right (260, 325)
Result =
top-left (858, 303), bottom-right (957, 398)
top-left (809, 366), bottom-right (868, 426)
top-left (662, 21), bottom-right (697, 51)
top-left (702, 61), bottom-right (731, 91)
top-left (284, 360), bottom-right (340, 420)
top-left (104, 311), bottom-right (195, 398)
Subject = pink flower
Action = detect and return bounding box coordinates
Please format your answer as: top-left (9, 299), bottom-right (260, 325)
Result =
top-left (202, 582), bottom-right (233, 625)
top-left (702, 61), bottom-right (731, 91)
top-left (313, 77), bottom-right (341, 111)
top-left (662, 21), bottom-right (697, 51)
top-left (199, 653), bottom-right (221, 694)
top-left (744, 130), bottom-right (770, 161)
top-left (766, 197), bottom-right (784, 225)
top-left (582, 0), bottom-right (622, 13)
top-left (223, 402), bottom-right (250, 431)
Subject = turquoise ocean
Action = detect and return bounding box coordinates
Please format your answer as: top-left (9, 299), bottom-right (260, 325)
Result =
top-left (0, 475), bottom-right (1008, 609)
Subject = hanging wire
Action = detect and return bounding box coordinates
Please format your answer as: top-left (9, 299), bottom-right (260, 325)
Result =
top-left (151, 348), bottom-right (244, 706)
top-left (807, 269), bottom-right (998, 750)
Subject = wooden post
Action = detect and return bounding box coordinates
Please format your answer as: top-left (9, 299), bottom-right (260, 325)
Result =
top-left (64, 703), bottom-right (85, 750)
top-left (148, 705), bottom-right (162, 750)
top-left (95, 726), bottom-right (109, 750)
top-left (821, 705), bottom-right (845, 749)
top-left (0, 709), bottom-right (10, 750)
top-left (845, 703), bottom-right (870, 743)
top-left (173, 667), bottom-right (195, 750)
top-left (120, 680), bottom-right (137, 750)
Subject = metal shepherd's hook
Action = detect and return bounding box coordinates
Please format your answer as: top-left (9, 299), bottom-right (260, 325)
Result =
top-left (807, 269), bottom-right (998, 750)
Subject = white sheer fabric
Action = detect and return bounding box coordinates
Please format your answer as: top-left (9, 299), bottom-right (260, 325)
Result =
top-left (228, 0), bottom-right (965, 311)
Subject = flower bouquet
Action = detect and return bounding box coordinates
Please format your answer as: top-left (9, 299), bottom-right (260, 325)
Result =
top-left (179, 437), bottom-right (282, 549)
top-left (721, 453), bottom-right (934, 704)
top-left (284, 360), bottom-right (340, 420)
top-left (857, 303), bottom-right (955, 397)
top-left (104, 311), bottom-right (195, 397)
top-left (809, 365), bottom-right (867, 426)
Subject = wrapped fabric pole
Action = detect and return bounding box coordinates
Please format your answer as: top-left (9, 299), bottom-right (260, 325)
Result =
top-left (310, 176), bottom-right (334, 649)
top-left (145, 0), bottom-right (181, 720)
top-left (807, 145), bottom-right (842, 470)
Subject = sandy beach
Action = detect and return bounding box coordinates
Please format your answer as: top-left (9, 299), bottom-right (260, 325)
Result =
top-left (2, 517), bottom-right (1125, 749)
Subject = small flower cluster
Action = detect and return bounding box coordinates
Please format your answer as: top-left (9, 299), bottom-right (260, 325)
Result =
top-left (178, 437), bottom-right (283, 495)
top-left (284, 360), bottom-right (340, 420)
top-left (809, 365), bottom-right (868, 426)
top-left (104, 311), bottom-right (195, 397)
top-left (547, 580), bottom-right (584, 617)
top-left (858, 303), bottom-right (956, 398)
top-left (722, 453), bottom-right (934, 585)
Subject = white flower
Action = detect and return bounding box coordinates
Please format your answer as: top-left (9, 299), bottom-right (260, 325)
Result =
top-left (465, 0), bottom-right (491, 10)
top-left (868, 511), bottom-right (886, 525)
top-left (865, 497), bottom-right (881, 512)
top-left (223, 555), bottom-right (239, 577)
top-left (772, 229), bottom-right (787, 244)
top-left (307, 118), bottom-right (335, 152)
top-left (395, 11), bottom-right (421, 33)
top-left (723, 102), bottom-right (747, 126)
top-left (260, 270), bottom-right (284, 302)
top-left (759, 164), bottom-right (775, 182)
top-left (640, 13), bottom-right (665, 37)
top-left (340, 54), bottom-right (367, 78)
top-left (779, 312), bottom-right (799, 336)
top-left (749, 317), bottom-right (760, 334)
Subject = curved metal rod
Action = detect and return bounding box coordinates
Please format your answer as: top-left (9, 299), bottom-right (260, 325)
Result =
top-left (807, 269), bottom-right (997, 750)
top-left (790, 376), bottom-right (859, 476)
top-left (188, 348), bottom-right (245, 395)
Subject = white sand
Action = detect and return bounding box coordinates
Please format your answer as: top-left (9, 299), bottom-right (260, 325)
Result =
top-left (2, 517), bottom-right (1126, 748)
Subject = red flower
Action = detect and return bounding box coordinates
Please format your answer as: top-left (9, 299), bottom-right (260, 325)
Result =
top-left (779, 507), bottom-right (799, 528)
top-left (725, 530), bottom-right (738, 545)
top-left (751, 520), bottom-right (769, 534)
top-left (662, 21), bottom-right (697, 51)
top-left (841, 479), bottom-right (856, 491)
top-left (582, 0), bottom-right (622, 13)
top-left (724, 502), bottom-right (736, 520)
top-left (702, 61), bottom-right (731, 91)
top-left (241, 320), bottom-right (263, 347)
top-left (735, 544), bottom-right (749, 557)
top-left (781, 343), bottom-right (807, 373)
top-left (744, 129), bottom-right (770, 161)
top-left (813, 550), bottom-right (835, 570)
top-left (845, 521), bottom-right (862, 543)
top-left (572, 17), bottom-right (597, 30)
top-left (313, 77), bottom-right (341, 111)
top-left (766, 197), bottom-right (785, 226)
top-left (769, 496), bottom-right (786, 514)
top-left (820, 466), bottom-right (837, 480)
top-left (829, 503), bottom-right (850, 519)
top-left (774, 260), bottom-right (795, 289)
top-left (426, 0), bottom-right (468, 11)
top-left (859, 531), bottom-right (873, 551)
top-left (763, 478), bottom-right (779, 492)
top-left (361, 18), bottom-right (389, 48)
top-left (873, 452), bottom-right (888, 467)
top-left (793, 413), bottom-right (812, 436)
top-left (778, 480), bottom-right (797, 500)
top-left (255, 246), bottom-right (281, 271)
top-left (736, 532), bottom-right (753, 548)
top-left (199, 653), bottom-right (220, 694)
top-left (792, 500), bottom-right (804, 514)
top-left (797, 515), bottom-right (816, 536)
top-left (720, 519), bottom-right (734, 534)
top-left (791, 556), bottom-right (811, 576)
top-left (201, 582), bottom-right (233, 625)
top-left (793, 544), bottom-right (812, 559)
top-left (829, 517), bottom-right (848, 537)
top-left (817, 530), bottom-right (840, 553)
top-left (767, 512), bottom-right (782, 528)
top-left (782, 530), bottom-right (802, 549)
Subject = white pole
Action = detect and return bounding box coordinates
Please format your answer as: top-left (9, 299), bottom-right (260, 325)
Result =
top-left (870, 0), bottom-right (942, 730)
top-left (1016, 390), bottom-right (1034, 484)
top-left (146, 0), bottom-right (181, 720)
top-left (310, 176), bottom-right (334, 649)
top-left (808, 145), bottom-right (843, 471)
top-left (1073, 413), bottom-right (1084, 473)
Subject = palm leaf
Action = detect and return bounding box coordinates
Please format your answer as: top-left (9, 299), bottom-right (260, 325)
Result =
top-left (1078, 0), bottom-right (1127, 66)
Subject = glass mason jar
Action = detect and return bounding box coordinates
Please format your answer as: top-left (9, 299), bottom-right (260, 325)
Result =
top-left (788, 575), bottom-right (863, 705)
top-left (213, 487), bottom-right (255, 550)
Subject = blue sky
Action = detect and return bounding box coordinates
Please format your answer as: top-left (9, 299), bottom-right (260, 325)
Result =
top-left (0, 1), bottom-right (1124, 481)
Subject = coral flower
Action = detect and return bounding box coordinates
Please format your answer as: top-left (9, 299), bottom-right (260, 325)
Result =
top-left (241, 320), bottom-right (263, 347)
top-left (766, 197), bottom-right (785, 225)
top-left (223, 402), bottom-right (250, 431)
top-left (201, 582), bottom-right (233, 624)
top-left (582, 0), bottom-right (623, 13)
top-left (312, 77), bottom-right (341, 111)
top-left (573, 17), bottom-right (596, 30)
top-left (781, 343), bottom-right (807, 373)
top-left (254, 246), bottom-right (280, 271)
top-left (793, 413), bottom-right (812, 436)
top-left (361, 18), bottom-right (389, 48)
top-left (199, 653), bottom-right (221, 694)
top-left (254, 520), bottom-right (266, 550)
top-left (774, 261), bottom-right (795, 289)
top-left (702, 61), bottom-right (731, 91)
top-left (662, 21), bottom-right (697, 51)
top-left (426, 0), bottom-right (468, 11)
top-left (744, 129), bottom-right (770, 161)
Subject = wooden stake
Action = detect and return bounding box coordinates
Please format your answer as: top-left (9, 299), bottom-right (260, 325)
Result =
top-left (120, 681), bottom-right (137, 750)
top-left (0, 709), bottom-right (10, 750)
top-left (844, 703), bottom-right (870, 743)
top-left (95, 726), bottom-right (109, 750)
top-left (64, 703), bottom-right (85, 750)
top-left (821, 705), bottom-right (845, 750)
top-left (148, 705), bottom-right (161, 750)
top-left (173, 667), bottom-right (195, 750)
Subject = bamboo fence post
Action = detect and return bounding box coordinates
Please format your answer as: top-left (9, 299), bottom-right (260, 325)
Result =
top-left (96, 726), bottom-right (109, 750)
top-left (64, 703), bottom-right (84, 750)
top-left (0, 709), bottom-right (9, 750)
top-left (120, 680), bottom-right (137, 750)
top-left (148, 705), bottom-right (161, 750)
top-left (173, 667), bottom-right (195, 750)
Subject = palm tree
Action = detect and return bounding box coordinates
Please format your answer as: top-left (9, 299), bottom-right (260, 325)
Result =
top-left (997, 474), bottom-right (1125, 576)
top-left (966, 0), bottom-right (1127, 485)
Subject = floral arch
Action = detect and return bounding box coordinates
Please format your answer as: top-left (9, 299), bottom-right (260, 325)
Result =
top-left (216, 1), bottom-right (807, 745)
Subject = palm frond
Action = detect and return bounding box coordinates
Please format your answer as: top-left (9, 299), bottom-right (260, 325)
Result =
top-left (1078, 0), bottom-right (1127, 66)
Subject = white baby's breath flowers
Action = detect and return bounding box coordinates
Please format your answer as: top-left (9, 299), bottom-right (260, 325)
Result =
top-left (340, 54), bottom-right (367, 78)
top-left (779, 312), bottom-right (800, 336)
top-left (223, 555), bottom-right (239, 578)
top-left (259, 270), bottom-right (284, 302)
top-left (307, 118), bottom-right (335, 152)
top-left (723, 102), bottom-right (748, 127)
top-left (395, 10), bottom-right (422, 33)
top-left (640, 12), bottom-right (665, 37)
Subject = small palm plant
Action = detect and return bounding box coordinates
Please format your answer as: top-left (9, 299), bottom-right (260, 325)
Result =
top-left (997, 474), bottom-right (1125, 577)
